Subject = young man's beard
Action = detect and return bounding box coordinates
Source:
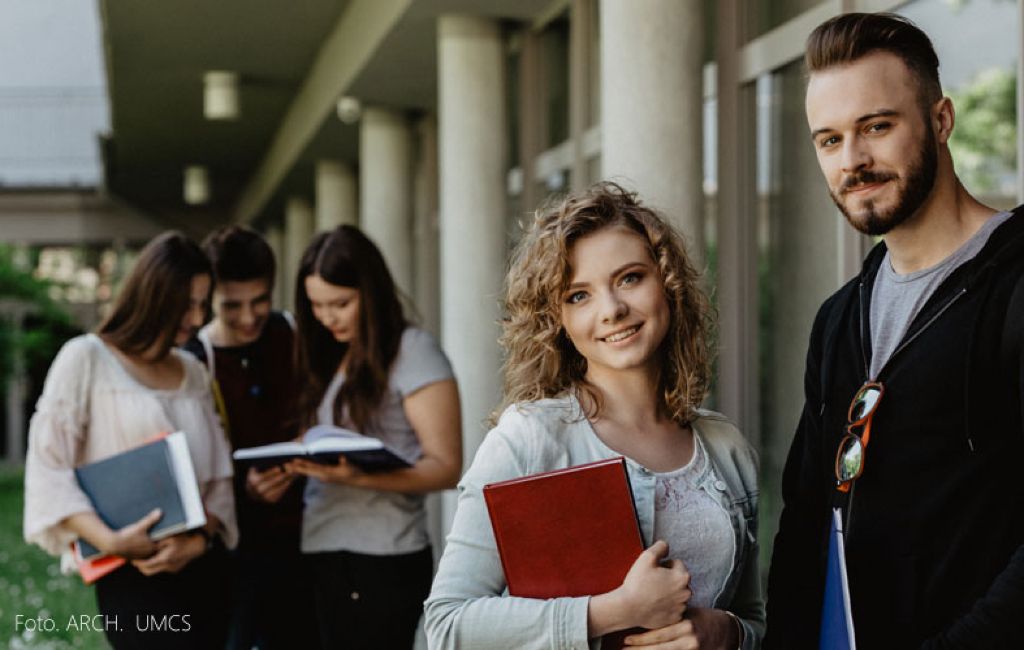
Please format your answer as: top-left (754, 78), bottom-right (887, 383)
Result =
top-left (830, 132), bottom-right (938, 236)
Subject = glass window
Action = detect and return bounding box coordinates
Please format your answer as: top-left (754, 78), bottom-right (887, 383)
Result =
top-left (540, 12), bottom-right (570, 148)
top-left (744, 0), bottom-right (821, 43)
top-left (755, 61), bottom-right (841, 556)
top-left (586, 155), bottom-right (601, 186)
top-left (900, 0), bottom-right (1018, 207)
top-left (588, 0), bottom-right (601, 128)
top-left (506, 34), bottom-right (521, 170)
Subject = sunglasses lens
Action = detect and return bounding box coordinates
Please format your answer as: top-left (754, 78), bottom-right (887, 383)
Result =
top-left (837, 436), bottom-right (864, 482)
top-left (851, 385), bottom-right (882, 421)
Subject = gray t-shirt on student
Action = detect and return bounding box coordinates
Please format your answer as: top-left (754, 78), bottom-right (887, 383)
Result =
top-left (302, 326), bottom-right (454, 555)
top-left (869, 211), bottom-right (1011, 379)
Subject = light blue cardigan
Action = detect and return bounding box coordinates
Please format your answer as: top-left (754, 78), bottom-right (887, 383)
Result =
top-left (424, 395), bottom-right (764, 650)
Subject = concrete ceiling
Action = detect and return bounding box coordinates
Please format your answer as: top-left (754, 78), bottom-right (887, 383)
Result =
top-left (99, 0), bottom-right (558, 232)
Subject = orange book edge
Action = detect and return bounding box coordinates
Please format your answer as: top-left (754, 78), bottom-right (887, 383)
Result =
top-left (71, 541), bottom-right (126, 585)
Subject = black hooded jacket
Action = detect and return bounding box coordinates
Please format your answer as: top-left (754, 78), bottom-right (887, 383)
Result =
top-left (765, 206), bottom-right (1024, 649)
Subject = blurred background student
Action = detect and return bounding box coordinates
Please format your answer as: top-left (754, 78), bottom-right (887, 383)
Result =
top-left (183, 225), bottom-right (319, 650)
top-left (23, 231), bottom-right (237, 649)
top-left (282, 225), bottom-right (462, 649)
top-left (425, 184), bottom-right (764, 650)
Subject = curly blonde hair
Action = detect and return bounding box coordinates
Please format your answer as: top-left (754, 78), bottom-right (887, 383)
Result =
top-left (494, 182), bottom-right (714, 426)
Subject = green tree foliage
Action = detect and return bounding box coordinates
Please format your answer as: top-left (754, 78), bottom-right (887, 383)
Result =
top-left (949, 67), bottom-right (1017, 194)
top-left (0, 245), bottom-right (74, 387)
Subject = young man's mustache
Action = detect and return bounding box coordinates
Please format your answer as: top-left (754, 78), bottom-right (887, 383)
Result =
top-left (841, 170), bottom-right (897, 191)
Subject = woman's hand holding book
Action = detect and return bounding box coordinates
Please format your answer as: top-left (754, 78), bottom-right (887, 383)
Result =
top-left (245, 465), bottom-right (296, 503)
top-left (131, 531), bottom-right (205, 575)
top-left (588, 540), bottom-right (692, 637)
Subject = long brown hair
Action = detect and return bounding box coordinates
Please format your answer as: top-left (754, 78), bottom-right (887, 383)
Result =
top-left (295, 226), bottom-right (407, 432)
top-left (97, 231), bottom-right (211, 359)
top-left (494, 182), bottom-right (713, 426)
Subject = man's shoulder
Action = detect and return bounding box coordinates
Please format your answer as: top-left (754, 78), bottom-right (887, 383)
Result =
top-left (180, 335), bottom-right (206, 362)
top-left (265, 310), bottom-right (295, 333)
top-left (257, 311), bottom-right (296, 347)
top-left (819, 239), bottom-right (883, 319)
top-left (812, 273), bottom-right (861, 333)
top-left (984, 205), bottom-right (1024, 269)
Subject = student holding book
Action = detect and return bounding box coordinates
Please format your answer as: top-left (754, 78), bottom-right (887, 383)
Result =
top-left (281, 225), bottom-right (462, 649)
top-left (425, 183), bottom-right (764, 650)
top-left (183, 225), bottom-right (319, 650)
top-left (23, 232), bottom-right (237, 649)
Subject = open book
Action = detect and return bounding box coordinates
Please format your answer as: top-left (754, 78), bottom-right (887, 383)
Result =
top-left (232, 424), bottom-right (412, 472)
top-left (73, 431), bottom-right (207, 566)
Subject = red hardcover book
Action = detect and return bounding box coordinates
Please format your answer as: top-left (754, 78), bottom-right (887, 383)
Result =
top-left (483, 457), bottom-right (644, 648)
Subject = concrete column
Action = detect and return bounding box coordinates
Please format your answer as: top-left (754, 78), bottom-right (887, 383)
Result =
top-left (413, 115), bottom-right (440, 337)
top-left (315, 159), bottom-right (358, 231)
top-left (284, 197), bottom-right (315, 312)
top-left (438, 15), bottom-right (506, 530)
top-left (600, 0), bottom-right (704, 261)
top-left (360, 107), bottom-right (414, 296)
top-left (264, 224), bottom-right (286, 310)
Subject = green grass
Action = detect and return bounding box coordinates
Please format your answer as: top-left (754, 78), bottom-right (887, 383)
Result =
top-left (0, 465), bottom-right (108, 649)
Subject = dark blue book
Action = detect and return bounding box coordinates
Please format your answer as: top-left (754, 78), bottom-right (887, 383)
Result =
top-left (819, 507), bottom-right (856, 650)
top-left (74, 432), bottom-right (206, 560)
top-left (233, 424), bottom-right (412, 473)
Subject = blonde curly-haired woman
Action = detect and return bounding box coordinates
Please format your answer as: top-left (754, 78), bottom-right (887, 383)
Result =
top-left (425, 183), bottom-right (764, 650)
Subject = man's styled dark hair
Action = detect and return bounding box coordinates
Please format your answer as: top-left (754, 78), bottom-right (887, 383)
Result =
top-left (202, 225), bottom-right (276, 287)
top-left (98, 231), bottom-right (211, 359)
top-left (806, 12), bottom-right (942, 108)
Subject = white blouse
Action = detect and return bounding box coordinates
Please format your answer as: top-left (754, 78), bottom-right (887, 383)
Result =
top-left (23, 333), bottom-right (238, 560)
top-left (652, 435), bottom-right (736, 608)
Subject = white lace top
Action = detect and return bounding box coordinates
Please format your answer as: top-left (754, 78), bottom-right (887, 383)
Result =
top-left (653, 435), bottom-right (735, 607)
top-left (23, 334), bottom-right (238, 559)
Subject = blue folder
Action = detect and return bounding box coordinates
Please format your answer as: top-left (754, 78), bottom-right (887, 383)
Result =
top-left (819, 507), bottom-right (856, 650)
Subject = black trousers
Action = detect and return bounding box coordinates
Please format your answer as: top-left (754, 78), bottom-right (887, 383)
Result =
top-left (307, 546), bottom-right (433, 650)
top-left (94, 546), bottom-right (231, 650)
top-left (226, 547), bottom-right (321, 650)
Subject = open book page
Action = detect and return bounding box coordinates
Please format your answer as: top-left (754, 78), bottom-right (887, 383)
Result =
top-left (232, 440), bottom-right (306, 460)
top-left (303, 424), bottom-right (369, 444)
top-left (233, 424), bottom-right (410, 471)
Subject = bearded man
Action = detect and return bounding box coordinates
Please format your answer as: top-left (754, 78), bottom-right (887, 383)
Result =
top-left (765, 12), bottom-right (1024, 649)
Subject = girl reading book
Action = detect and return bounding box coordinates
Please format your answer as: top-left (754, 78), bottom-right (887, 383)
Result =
top-left (280, 225), bottom-right (462, 649)
top-left (425, 183), bottom-right (764, 649)
top-left (23, 231), bottom-right (237, 649)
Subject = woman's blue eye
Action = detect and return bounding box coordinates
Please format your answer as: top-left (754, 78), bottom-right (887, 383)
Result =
top-left (621, 272), bottom-right (641, 285)
top-left (567, 291), bottom-right (587, 304)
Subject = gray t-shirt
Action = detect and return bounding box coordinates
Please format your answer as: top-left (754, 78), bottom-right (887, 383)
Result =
top-left (302, 326), bottom-right (454, 555)
top-left (869, 211), bottom-right (1011, 379)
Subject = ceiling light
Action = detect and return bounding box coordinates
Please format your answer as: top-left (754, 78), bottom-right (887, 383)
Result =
top-left (184, 165), bottom-right (210, 205)
top-left (204, 71), bottom-right (239, 120)
top-left (336, 96), bottom-right (361, 124)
